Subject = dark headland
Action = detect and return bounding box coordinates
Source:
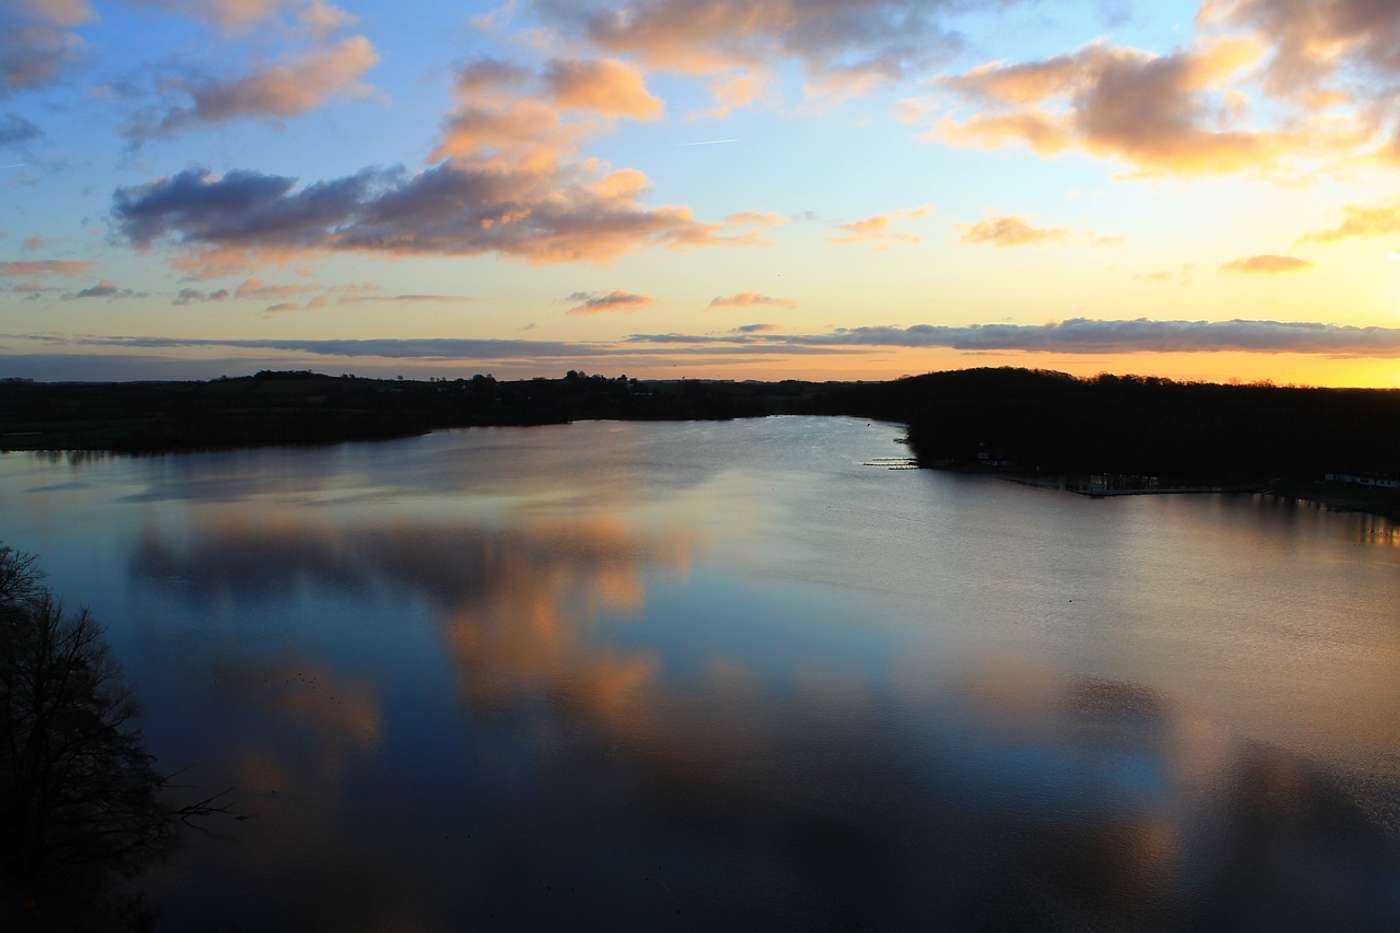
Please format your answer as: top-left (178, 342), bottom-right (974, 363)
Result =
top-left (3, 367), bottom-right (1399, 518)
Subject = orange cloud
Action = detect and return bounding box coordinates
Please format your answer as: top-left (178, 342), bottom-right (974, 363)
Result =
top-left (117, 48), bottom-right (765, 269)
top-left (708, 292), bottom-right (797, 309)
top-left (299, 0), bottom-right (354, 38)
top-left (934, 109), bottom-right (1072, 155)
top-left (1221, 254), bottom-right (1313, 273)
top-left (19, 0), bottom-right (91, 26)
top-left (235, 276), bottom-right (320, 300)
top-left (725, 211), bottom-right (787, 227)
top-left (1301, 199), bottom-right (1400, 243)
top-left (150, 35), bottom-right (378, 135)
top-left (566, 290), bottom-right (653, 314)
top-left (0, 259), bottom-right (90, 276)
top-left (452, 57), bottom-right (532, 98)
top-left (130, 0), bottom-right (300, 32)
top-left (932, 38), bottom-right (1370, 178)
top-left (432, 97), bottom-right (590, 171)
top-left (958, 215), bottom-right (1069, 247)
top-left (698, 69), bottom-right (768, 118)
top-left (833, 206), bottom-right (928, 246)
top-left (0, 18), bottom-right (80, 93)
top-left (555, 0), bottom-right (970, 102)
top-left (591, 168), bottom-right (651, 199)
top-left (942, 53), bottom-right (1089, 105)
top-left (433, 57), bottom-right (666, 171)
top-left (1202, 0), bottom-right (1400, 101)
top-left (66, 279), bottom-right (138, 300)
top-left (546, 57), bottom-right (664, 120)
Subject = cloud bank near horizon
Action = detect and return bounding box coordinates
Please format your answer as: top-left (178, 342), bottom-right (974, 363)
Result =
top-left (628, 319), bottom-right (1400, 357)
top-left (11, 320), bottom-right (1400, 368)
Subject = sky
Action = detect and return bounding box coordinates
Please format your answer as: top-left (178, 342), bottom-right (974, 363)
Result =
top-left (3, 0), bottom-right (1400, 385)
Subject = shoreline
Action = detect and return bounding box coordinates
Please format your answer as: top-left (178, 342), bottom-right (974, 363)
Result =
top-left (9, 424), bottom-right (1394, 525)
top-left (984, 470), bottom-right (1398, 521)
top-left (1000, 473), bottom-right (1261, 498)
top-left (5, 369), bottom-right (1398, 523)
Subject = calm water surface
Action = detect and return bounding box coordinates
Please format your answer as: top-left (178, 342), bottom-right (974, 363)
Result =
top-left (3, 417), bottom-right (1400, 931)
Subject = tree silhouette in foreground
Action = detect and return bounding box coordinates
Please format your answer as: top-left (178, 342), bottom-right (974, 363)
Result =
top-left (0, 544), bottom-right (235, 930)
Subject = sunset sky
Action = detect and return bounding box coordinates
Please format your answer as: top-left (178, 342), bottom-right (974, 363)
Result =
top-left (3, 0), bottom-right (1400, 385)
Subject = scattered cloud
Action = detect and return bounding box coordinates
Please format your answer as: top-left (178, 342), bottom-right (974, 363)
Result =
top-left (696, 70), bottom-right (768, 118)
top-left (1221, 254), bottom-right (1312, 273)
top-left (112, 160), bottom-right (753, 273)
top-left (19, 1), bottom-right (94, 28)
top-left (21, 318), bottom-right (1400, 370)
top-left (452, 57), bottom-right (532, 96)
top-left (0, 16), bottom-right (81, 95)
top-left (725, 211), bottom-right (787, 227)
top-left (0, 113), bottom-right (42, 148)
top-left (67, 279), bottom-right (139, 300)
top-left (733, 323), bottom-right (774, 333)
top-left (38, 334), bottom-right (802, 360)
top-left (7, 280), bottom-right (56, 297)
top-left (1300, 198), bottom-right (1400, 244)
top-left (129, 0), bottom-right (304, 33)
top-left (541, 0), bottom-right (979, 100)
top-left (141, 36), bottom-right (379, 137)
top-left (931, 36), bottom-right (1373, 178)
top-left (471, 0), bottom-right (517, 32)
top-left (708, 292), bottom-right (797, 309)
top-left (958, 215), bottom-right (1069, 247)
top-left (832, 205), bottom-right (928, 245)
top-left (892, 95), bottom-right (939, 126)
top-left (335, 293), bottom-right (469, 305)
top-left (628, 318), bottom-right (1400, 356)
top-left (545, 57), bottom-right (663, 120)
top-left (1202, 0), bottom-right (1400, 101)
top-left (123, 54), bottom-right (760, 275)
top-left (170, 279), bottom-right (466, 309)
top-left (566, 290), bottom-right (652, 314)
top-left (299, 0), bottom-right (356, 39)
top-left (0, 259), bottom-right (90, 276)
top-left (234, 276), bottom-right (320, 300)
top-left (1137, 264), bottom-right (1196, 284)
top-left (432, 55), bottom-right (675, 172)
top-left (173, 286), bottom-right (230, 305)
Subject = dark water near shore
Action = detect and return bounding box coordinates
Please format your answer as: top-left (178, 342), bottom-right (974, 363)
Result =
top-left (3, 417), bottom-right (1400, 931)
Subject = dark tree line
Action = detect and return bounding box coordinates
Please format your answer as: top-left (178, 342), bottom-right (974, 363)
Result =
top-left (0, 370), bottom-right (822, 451)
top-left (4, 367), bottom-right (1400, 494)
top-left (824, 368), bottom-right (1400, 485)
top-left (0, 545), bottom-right (234, 931)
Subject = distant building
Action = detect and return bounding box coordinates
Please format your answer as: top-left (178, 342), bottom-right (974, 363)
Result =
top-left (1085, 474), bottom-right (1162, 494)
top-left (1325, 472), bottom-right (1400, 489)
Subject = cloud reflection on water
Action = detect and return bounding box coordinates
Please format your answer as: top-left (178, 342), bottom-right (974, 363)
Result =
top-left (124, 510), bottom-right (1400, 931)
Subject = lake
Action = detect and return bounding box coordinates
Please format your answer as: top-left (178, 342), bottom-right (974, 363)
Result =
top-left (3, 416), bottom-right (1399, 931)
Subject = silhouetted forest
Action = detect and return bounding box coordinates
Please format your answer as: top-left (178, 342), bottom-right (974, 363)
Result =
top-left (827, 368), bottom-right (1400, 479)
top-left (4, 367), bottom-right (1399, 512)
top-left (0, 370), bottom-right (826, 450)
